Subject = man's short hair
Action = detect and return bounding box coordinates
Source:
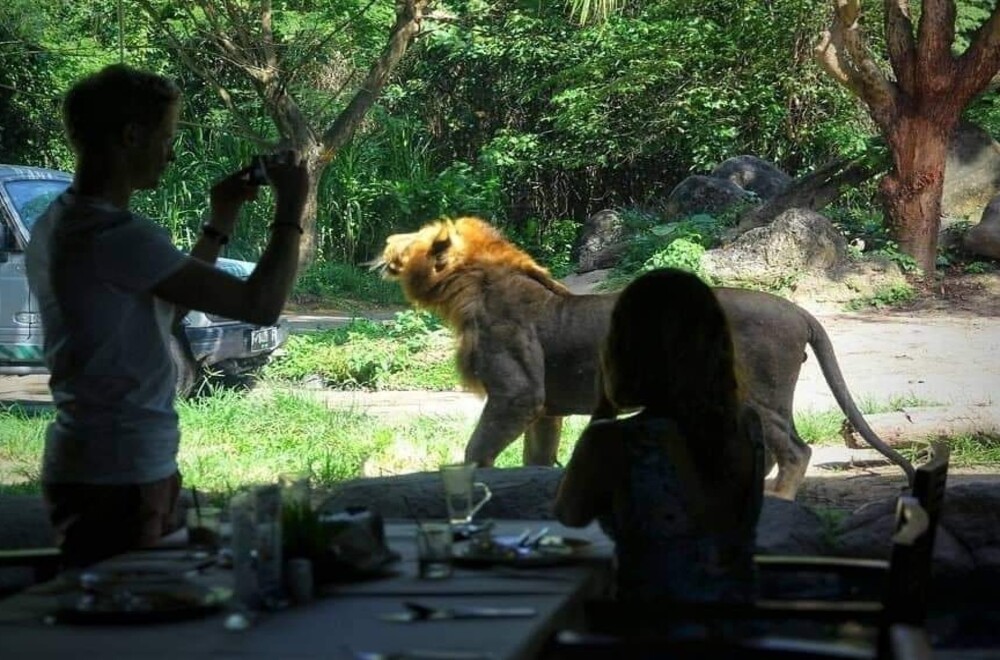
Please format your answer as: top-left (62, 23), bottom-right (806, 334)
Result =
top-left (63, 64), bottom-right (181, 154)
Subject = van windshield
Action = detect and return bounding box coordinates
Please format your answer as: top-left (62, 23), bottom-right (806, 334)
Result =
top-left (4, 179), bottom-right (71, 233)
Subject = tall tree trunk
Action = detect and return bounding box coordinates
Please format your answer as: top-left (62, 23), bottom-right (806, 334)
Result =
top-left (816, 0), bottom-right (1000, 277)
top-left (880, 113), bottom-right (953, 276)
top-left (298, 157), bottom-right (325, 271)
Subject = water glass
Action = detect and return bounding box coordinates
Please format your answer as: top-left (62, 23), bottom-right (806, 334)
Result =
top-left (186, 506), bottom-right (223, 550)
top-left (415, 522), bottom-right (453, 579)
top-left (439, 462), bottom-right (492, 526)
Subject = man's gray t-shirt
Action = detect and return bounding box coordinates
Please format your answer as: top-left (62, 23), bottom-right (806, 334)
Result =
top-left (25, 191), bottom-right (187, 485)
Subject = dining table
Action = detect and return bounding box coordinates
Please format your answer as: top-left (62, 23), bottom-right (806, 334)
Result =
top-left (0, 519), bottom-right (614, 660)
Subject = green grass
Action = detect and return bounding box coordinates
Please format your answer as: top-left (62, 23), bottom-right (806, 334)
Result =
top-left (263, 311), bottom-right (460, 391)
top-left (0, 390), bottom-right (589, 497)
top-left (794, 394), bottom-right (941, 445)
top-left (793, 408), bottom-right (846, 445)
top-left (900, 433), bottom-right (1000, 467)
top-left (855, 393), bottom-right (939, 415)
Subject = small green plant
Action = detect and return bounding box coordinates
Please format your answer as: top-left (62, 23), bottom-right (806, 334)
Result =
top-left (282, 498), bottom-right (329, 561)
top-left (642, 237), bottom-right (707, 276)
top-left (845, 282), bottom-right (915, 311)
top-left (964, 261), bottom-right (994, 274)
top-left (874, 242), bottom-right (920, 274)
top-left (809, 505), bottom-right (851, 547)
top-left (607, 213), bottom-right (725, 285)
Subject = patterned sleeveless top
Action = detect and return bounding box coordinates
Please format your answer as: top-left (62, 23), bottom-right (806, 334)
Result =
top-left (597, 413), bottom-right (758, 603)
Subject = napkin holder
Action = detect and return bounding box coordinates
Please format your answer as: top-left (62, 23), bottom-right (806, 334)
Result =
top-left (314, 507), bottom-right (399, 583)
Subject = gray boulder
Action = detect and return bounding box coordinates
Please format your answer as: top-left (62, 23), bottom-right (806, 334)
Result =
top-left (321, 468), bottom-right (827, 555)
top-left (943, 121), bottom-right (1000, 219)
top-left (702, 208), bottom-right (846, 283)
top-left (320, 466), bottom-right (562, 521)
top-left (834, 481), bottom-right (1000, 590)
top-left (573, 209), bottom-right (628, 274)
top-left (936, 482), bottom-right (1000, 577)
top-left (756, 498), bottom-right (829, 555)
top-left (663, 175), bottom-right (755, 222)
top-left (963, 193), bottom-right (1000, 259)
top-left (710, 156), bottom-right (791, 200)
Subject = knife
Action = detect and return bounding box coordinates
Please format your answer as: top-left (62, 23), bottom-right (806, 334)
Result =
top-left (380, 603), bottom-right (537, 622)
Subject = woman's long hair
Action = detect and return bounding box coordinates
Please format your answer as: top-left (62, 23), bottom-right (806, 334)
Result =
top-left (600, 268), bottom-right (747, 491)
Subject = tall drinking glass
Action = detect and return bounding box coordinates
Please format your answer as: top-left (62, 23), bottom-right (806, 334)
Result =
top-left (439, 462), bottom-right (492, 527)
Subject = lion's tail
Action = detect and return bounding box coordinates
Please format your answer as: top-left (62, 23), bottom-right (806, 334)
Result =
top-left (804, 312), bottom-right (916, 485)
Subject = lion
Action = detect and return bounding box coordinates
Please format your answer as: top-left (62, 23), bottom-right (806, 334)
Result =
top-left (372, 216), bottom-right (914, 500)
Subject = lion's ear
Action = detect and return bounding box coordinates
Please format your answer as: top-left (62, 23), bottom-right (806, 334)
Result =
top-left (431, 230), bottom-right (450, 256)
top-left (430, 221), bottom-right (458, 272)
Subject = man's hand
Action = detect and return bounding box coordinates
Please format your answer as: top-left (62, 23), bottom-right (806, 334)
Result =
top-left (263, 150), bottom-right (309, 211)
top-left (208, 169), bottom-right (259, 234)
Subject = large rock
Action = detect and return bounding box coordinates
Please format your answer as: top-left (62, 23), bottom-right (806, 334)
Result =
top-left (756, 498), bottom-right (829, 555)
top-left (963, 193), bottom-right (1000, 259)
top-left (710, 156), bottom-right (791, 201)
top-left (0, 496), bottom-right (56, 594)
top-left (663, 175), bottom-right (755, 222)
top-left (943, 121), bottom-right (1000, 220)
top-left (321, 468), bottom-right (827, 555)
top-left (702, 208), bottom-right (846, 283)
top-left (833, 481), bottom-right (1000, 595)
top-left (320, 467), bottom-right (563, 521)
top-left (936, 482), bottom-right (1000, 579)
top-left (572, 209), bottom-right (628, 274)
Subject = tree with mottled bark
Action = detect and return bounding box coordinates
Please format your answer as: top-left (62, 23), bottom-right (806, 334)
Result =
top-left (816, 0), bottom-right (1000, 276)
top-left (135, 0), bottom-right (430, 271)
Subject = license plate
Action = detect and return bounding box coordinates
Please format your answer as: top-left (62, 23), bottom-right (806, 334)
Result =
top-left (249, 327), bottom-right (278, 352)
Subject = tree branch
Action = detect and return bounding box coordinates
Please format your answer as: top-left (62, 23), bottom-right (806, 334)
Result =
top-left (284, 0), bottom-right (380, 90)
top-left (816, 29), bottom-right (864, 95)
top-left (915, 0), bottom-right (957, 93)
top-left (816, 0), bottom-right (898, 129)
top-left (261, 0), bottom-right (277, 71)
top-left (955, 3), bottom-right (1000, 102)
top-left (320, 0), bottom-right (429, 158)
top-left (218, 0), bottom-right (256, 58)
top-left (192, 1), bottom-right (242, 62)
top-left (883, 0), bottom-right (917, 95)
top-left (136, 0), bottom-right (267, 148)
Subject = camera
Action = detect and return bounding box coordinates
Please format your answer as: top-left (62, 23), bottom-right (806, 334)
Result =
top-left (246, 154), bottom-right (271, 186)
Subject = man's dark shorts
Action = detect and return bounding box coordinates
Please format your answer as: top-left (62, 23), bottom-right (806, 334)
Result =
top-left (43, 472), bottom-right (183, 567)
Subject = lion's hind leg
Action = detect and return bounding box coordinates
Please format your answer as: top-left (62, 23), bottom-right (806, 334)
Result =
top-left (465, 394), bottom-right (545, 467)
top-left (759, 408), bottom-right (812, 501)
top-left (523, 416), bottom-right (562, 466)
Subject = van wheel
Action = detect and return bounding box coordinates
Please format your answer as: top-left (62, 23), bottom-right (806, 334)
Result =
top-left (169, 335), bottom-right (198, 398)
